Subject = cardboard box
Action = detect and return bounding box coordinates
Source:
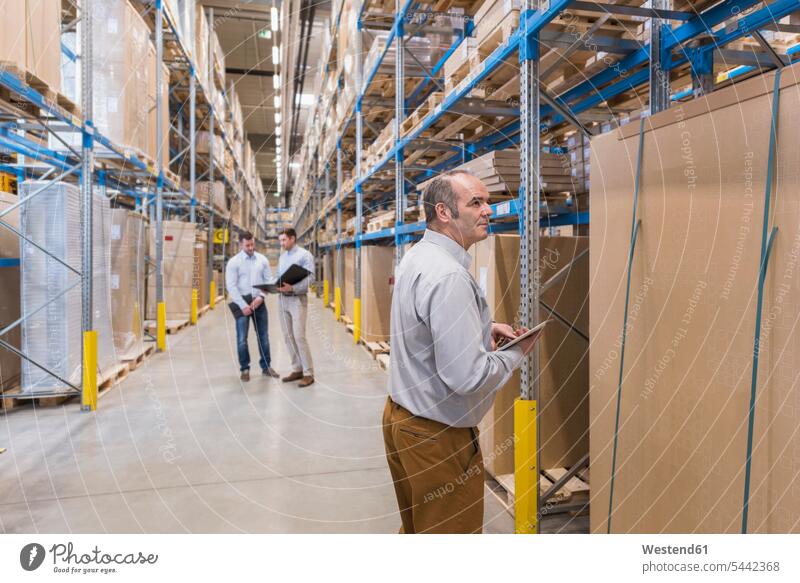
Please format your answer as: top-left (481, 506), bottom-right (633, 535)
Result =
top-left (471, 234), bottom-right (589, 477)
top-left (0, 3), bottom-right (26, 77)
top-left (360, 246), bottom-right (394, 343)
top-left (196, 181), bottom-right (227, 214)
top-left (0, 192), bottom-right (21, 390)
top-left (193, 233), bottom-right (208, 307)
top-left (110, 210), bottom-right (146, 360)
top-left (24, 0), bottom-right (62, 92)
top-left (590, 63), bottom-right (800, 533)
top-left (342, 246), bottom-right (356, 319)
top-left (146, 221), bottom-right (197, 319)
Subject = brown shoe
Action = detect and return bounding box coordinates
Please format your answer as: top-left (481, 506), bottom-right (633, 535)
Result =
top-left (298, 375), bottom-right (315, 387)
top-left (281, 371), bottom-right (303, 382)
top-left (240, 370), bottom-right (250, 382)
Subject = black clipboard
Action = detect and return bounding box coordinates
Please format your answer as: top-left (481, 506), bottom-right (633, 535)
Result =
top-left (253, 263), bottom-right (310, 292)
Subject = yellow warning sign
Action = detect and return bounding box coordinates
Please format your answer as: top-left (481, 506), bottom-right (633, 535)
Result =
top-left (214, 228), bottom-right (229, 244)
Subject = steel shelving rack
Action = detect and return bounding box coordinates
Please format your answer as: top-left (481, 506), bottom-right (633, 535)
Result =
top-left (293, 0), bottom-right (800, 533)
top-left (0, 0), bottom-right (269, 410)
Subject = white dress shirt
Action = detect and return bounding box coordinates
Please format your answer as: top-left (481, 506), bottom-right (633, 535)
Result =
top-left (225, 250), bottom-right (274, 309)
top-left (278, 244), bottom-right (315, 295)
top-left (388, 229), bottom-right (524, 427)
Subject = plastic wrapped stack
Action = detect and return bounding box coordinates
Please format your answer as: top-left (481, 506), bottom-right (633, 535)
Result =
top-left (110, 210), bottom-right (146, 361)
top-left (20, 182), bottom-right (115, 393)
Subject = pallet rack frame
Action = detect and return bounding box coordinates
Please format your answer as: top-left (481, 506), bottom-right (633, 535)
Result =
top-left (0, 0), bottom-right (270, 410)
top-left (290, 0), bottom-right (800, 532)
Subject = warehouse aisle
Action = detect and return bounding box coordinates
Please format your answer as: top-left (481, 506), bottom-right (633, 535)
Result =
top-left (0, 296), bottom-right (569, 534)
top-left (0, 296), bottom-right (401, 533)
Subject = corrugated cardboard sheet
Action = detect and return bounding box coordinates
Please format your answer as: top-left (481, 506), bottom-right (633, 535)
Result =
top-left (590, 63), bottom-right (800, 533)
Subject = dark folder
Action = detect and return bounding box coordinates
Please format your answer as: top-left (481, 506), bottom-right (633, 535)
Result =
top-left (253, 264), bottom-right (311, 292)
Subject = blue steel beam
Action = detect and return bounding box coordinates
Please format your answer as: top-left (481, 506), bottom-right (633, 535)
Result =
top-left (553, 0), bottom-right (763, 110)
top-left (545, 0), bottom-right (800, 127)
top-left (357, 1), bottom-right (577, 187)
top-left (360, 0), bottom-right (416, 99)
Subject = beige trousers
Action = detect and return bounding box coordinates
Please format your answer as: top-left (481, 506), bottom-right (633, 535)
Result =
top-left (278, 294), bottom-right (314, 375)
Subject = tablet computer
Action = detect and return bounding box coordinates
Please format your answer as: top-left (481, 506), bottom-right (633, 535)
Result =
top-left (496, 319), bottom-right (551, 351)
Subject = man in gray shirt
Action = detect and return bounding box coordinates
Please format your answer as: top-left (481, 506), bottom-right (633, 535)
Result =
top-left (383, 170), bottom-right (540, 534)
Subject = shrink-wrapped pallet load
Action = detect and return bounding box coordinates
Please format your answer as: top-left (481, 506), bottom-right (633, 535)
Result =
top-left (19, 182), bottom-right (115, 393)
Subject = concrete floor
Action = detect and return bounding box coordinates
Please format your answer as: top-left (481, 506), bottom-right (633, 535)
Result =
top-left (0, 296), bottom-right (586, 534)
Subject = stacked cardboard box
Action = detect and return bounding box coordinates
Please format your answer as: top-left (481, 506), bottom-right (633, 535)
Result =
top-left (20, 182), bottom-right (115, 392)
top-left (0, 0), bottom-right (62, 93)
top-left (194, 4), bottom-right (209, 89)
top-left (146, 221), bottom-right (197, 320)
top-left (590, 63), bottom-right (800, 533)
top-left (360, 246), bottom-right (394, 343)
top-left (193, 231), bottom-right (208, 307)
top-left (196, 181), bottom-right (227, 215)
top-left (0, 192), bottom-right (21, 391)
top-left (110, 210), bottom-right (146, 361)
top-left (52, 1), bottom-right (151, 156)
top-left (471, 234), bottom-right (589, 477)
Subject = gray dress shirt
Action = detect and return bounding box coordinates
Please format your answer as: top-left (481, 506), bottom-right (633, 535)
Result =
top-left (388, 229), bottom-right (524, 428)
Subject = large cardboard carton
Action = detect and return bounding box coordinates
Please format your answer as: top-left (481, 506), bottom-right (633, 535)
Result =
top-left (0, 3), bottom-right (26, 76)
top-left (342, 246), bottom-right (356, 319)
top-left (590, 63), bottom-right (800, 533)
top-left (146, 221), bottom-right (197, 319)
top-left (360, 246), bottom-right (394, 343)
top-left (24, 0), bottom-right (62, 92)
top-left (471, 234), bottom-right (589, 477)
top-left (193, 231), bottom-right (208, 307)
top-left (110, 210), bottom-right (146, 360)
top-left (0, 192), bottom-right (21, 390)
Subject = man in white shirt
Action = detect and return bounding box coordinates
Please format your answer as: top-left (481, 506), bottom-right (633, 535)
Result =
top-left (225, 231), bottom-right (279, 382)
top-left (276, 228), bottom-right (315, 387)
top-left (384, 171), bottom-right (541, 533)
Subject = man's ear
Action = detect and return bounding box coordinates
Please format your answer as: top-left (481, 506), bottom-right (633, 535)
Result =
top-left (436, 203), bottom-right (450, 223)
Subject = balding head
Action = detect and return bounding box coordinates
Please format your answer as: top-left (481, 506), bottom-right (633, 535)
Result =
top-left (422, 170), bottom-right (492, 250)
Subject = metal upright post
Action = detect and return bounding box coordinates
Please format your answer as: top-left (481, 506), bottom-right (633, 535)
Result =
top-left (320, 165), bottom-right (329, 299)
top-left (80, 0), bottom-right (97, 411)
top-left (207, 7), bottom-right (216, 306)
top-left (515, 0), bottom-right (541, 534)
top-left (353, 15), bottom-right (363, 344)
top-left (650, 0), bottom-right (671, 114)
top-left (189, 67), bottom-right (197, 223)
top-left (155, 0), bottom-right (167, 352)
top-left (394, 0), bottom-right (405, 266)
top-left (335, 142), bottom-right (343, 321)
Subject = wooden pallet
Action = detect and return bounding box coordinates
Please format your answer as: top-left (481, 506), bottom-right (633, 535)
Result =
top-left (399, 92), bottom-right (444, 138)
top-left (0, 360), bottom-right (133, 411)
top-left (376, 353), bottom-right (391, 371)
top-left (366, 210), bottom-right (396, 233)
top-left (144, 319), bottom-right (190, 335)
top-left (119, 344), bottom-right (156, 371)
top-left (0, 61), bottom-right (56, 102)
top-left (363, 341), bottom-right (390, 358)
top-left (473, 11), bottom-right (521, 65)
top-left (97, 362), bottom-right (131, 399)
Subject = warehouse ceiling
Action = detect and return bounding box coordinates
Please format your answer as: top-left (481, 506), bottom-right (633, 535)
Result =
top-left (201, 0), bottom-right (329, 202)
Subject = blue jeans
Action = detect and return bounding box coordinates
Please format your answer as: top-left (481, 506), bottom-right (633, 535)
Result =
top-left (235, 303), bottom-right (271, 372)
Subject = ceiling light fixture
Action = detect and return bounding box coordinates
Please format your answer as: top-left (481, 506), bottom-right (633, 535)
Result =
top-left (270, 6), bottom-right (279, 31)
top-left (272, 45), bottom-right (280, 64)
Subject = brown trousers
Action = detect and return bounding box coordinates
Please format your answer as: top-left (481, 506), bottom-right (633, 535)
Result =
top-left (382, 397), bottom-right (485, 533)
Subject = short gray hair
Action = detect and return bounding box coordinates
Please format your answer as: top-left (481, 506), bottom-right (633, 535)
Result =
top-left (422, 170), bottom-right (474, 225)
